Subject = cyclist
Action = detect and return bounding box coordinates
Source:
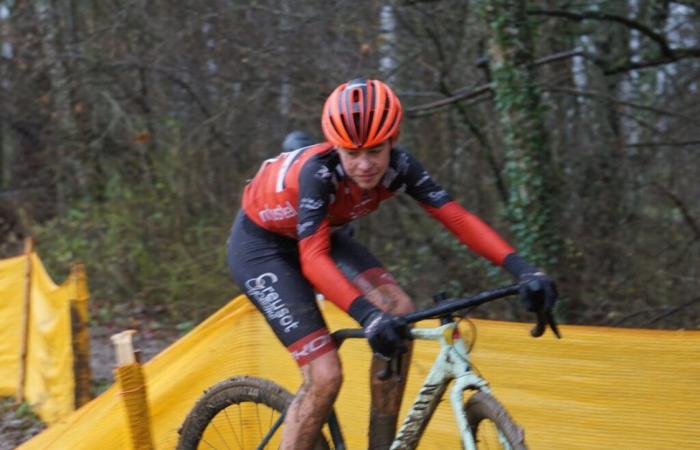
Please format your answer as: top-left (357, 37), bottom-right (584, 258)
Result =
top-left (227, 78), bottom-right (557, 450)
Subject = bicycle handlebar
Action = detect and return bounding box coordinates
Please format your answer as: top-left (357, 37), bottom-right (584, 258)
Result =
top-left (331, 282), bottom-right (561, 344)
top-left (401, 283), bottom-right (520, 324)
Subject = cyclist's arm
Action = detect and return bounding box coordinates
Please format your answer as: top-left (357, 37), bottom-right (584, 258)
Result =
top-left (296, 160), bottom-right (372, 318)
top-left (423, 202), bottom-right (515, 265)
top-left (391, 149), bottom-right (555, 312)
top-left (392, 148), bottom-right (515, 266)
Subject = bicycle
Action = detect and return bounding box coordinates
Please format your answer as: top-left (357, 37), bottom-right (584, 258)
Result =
top-left (177, 283), bottom-right (560, 449)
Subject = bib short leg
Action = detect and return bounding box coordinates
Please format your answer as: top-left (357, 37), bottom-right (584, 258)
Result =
top-left (227, 211), bottom-right (394, 365)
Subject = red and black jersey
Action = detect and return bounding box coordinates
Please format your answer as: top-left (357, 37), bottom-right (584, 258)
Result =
top-left (242, 142), bottom-right (514, 312)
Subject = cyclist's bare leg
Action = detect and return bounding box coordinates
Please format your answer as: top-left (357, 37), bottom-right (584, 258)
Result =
top-left (364, 283), bottom-right (415, 450)
top-left (280, 350), bottom-right (343, 450)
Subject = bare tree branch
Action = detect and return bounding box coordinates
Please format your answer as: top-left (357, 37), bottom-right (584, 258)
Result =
top-left (408, 82), bottom-right (698, 121)
top-left (653, 183), bottom-right (700, 241)
top-left (527, 8), bottom-right (700, 75)
top-left (545, 86), bottom-right (698, 121)
top-left (602, 48), bottom-right (700, 75)
top-left (649, 297), bottom-right (700, 325)
top-left (532, 48), bottom-right (587, 66)
top-left (405, 84), bottom-right (491, 117)
top-left (612, 297), bottom-right (700, 326)
top-left (528, 8), bottom-right (675, 57)
top-left (406, 48), bottom-right (584, 116)
top-left (625, 140), bottom-right (700, 148)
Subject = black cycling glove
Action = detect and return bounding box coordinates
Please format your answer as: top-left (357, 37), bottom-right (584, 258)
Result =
top-left (362, 311), bottom-right (409, 359)
top-left (503, 253), bottom-right (558, 313)
top-left (348, 297), bottom-right (410, 359)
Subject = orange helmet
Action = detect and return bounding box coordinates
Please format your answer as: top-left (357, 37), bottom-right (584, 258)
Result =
top-left (321, 78), bottom-right (403, 150)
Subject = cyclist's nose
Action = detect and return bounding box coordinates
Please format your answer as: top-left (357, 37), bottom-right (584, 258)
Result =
top-left (356, 155), bottom-right (372, 170)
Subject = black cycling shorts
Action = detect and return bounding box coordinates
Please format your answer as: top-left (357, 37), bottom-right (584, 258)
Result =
top-left (227, 211), bottom-right (397, 366)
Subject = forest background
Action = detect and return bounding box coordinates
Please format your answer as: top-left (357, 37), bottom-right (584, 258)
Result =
top-left (1, 0), bottom-right (699, 334)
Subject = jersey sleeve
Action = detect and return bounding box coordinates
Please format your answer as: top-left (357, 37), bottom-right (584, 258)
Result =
top-left (296, 157), bottom-right (364, 311)
top-left (389, 148), bottom-right (515, 265)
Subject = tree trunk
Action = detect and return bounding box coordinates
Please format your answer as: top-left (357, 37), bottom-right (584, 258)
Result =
top-left (477, 0), bottom-right (560, 268)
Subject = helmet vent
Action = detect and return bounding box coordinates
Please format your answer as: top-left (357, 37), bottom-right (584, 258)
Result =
top-left (376, 108), bottom-right (389, 133)
top-left (352, 113), bottom-right (362, 143)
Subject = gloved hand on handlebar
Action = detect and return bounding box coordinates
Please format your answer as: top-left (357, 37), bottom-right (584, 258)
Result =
top-left (348, 297), bottom-right (410, 359)
top-left (362, 311), bottom-right (409, 360)
top-left (517, 271), bottom-right (557, 312)
top-left (502, 253), bottom-right (558, 313)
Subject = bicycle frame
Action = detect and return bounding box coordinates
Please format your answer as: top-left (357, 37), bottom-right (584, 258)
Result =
top-left (261, 319), bottom-right (498, 450)
top-left (326, 283), bottom-right (535, 450)
top-left (389, 321), bottom-right (495, 450)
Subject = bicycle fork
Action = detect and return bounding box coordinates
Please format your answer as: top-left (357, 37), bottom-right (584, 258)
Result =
top-left (451, 373), bottom-right (490, 450)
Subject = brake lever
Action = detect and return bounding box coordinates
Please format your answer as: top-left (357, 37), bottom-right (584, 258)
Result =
top-left (530, 309), bottom-right (562, 339)
top-left (376, 352), bottom-right (404, 381)
top-left (548, 310), bottom-right (562, 338)
top-left (530, 310), bottom-right (546, 337)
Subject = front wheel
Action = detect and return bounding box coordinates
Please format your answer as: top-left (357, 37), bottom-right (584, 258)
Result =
top-left (464, 391), bottom-right (528, 450)
top-left (177, 376), bottom-right (331, 449)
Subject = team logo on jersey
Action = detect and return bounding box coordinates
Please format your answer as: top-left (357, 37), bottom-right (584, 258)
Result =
top-left (350, 198), bottom-right (375, 219)
top-left (244, 272), bottom-right (300, 333)
top-left (299, 197), bottom-right (325, 210)
top-left (382, 167), bottom-right (398, 187)
top-left (428, 189), bottom-right (449, 201)
top-left (315, 166), bottom-right (332, 180)
top-left (397, 152), bottom-right (410, 175)
top-left (297, 220), bottom-right (314, 236)
top-left (416, 172), bottom-right (431, 187)
top-left (258, 201), bottom-right (297, 222)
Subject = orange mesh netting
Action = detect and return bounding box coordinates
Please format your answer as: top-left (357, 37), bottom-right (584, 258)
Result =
top-left (20, 296), bottom-right (700, 449)
top-left (0, 253), bottom-right (78, 423)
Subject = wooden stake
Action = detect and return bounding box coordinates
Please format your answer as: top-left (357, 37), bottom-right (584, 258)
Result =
top-left (111, 330), bottom-right (137, 366)
top-left (70, 263), bottom-right (93, 407)
top-left (16, 237), bottom-right (34, 404)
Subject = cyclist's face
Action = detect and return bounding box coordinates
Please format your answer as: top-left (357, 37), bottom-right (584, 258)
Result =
top-left (337, 141), bottom-right (391, 190)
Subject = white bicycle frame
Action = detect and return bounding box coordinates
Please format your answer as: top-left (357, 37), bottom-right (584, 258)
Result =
top-left (389, 320), bottom-right (510, 450)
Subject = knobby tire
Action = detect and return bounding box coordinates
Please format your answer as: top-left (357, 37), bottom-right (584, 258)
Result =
top-left (177, 376), bottom-right (330, 450)
top-left (464, 391), bottom-right (528, 450)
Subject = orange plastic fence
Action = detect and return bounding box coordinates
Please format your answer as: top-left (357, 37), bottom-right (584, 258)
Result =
top-left (20, 296), bottom-right (700, 449)
top-left (0, 253), bottom-right (76, 423)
